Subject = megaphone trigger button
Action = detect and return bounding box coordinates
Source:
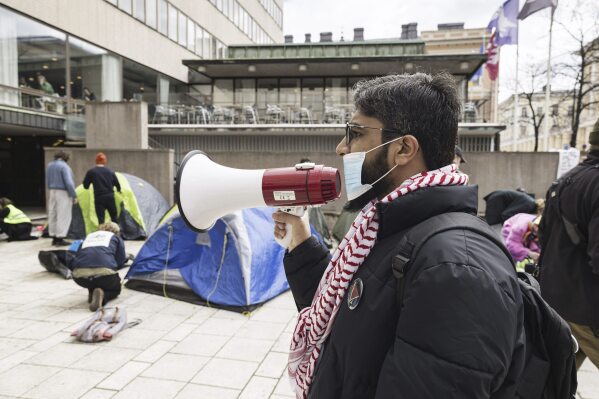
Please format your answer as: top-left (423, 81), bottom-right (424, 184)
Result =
top-left (295, 162), bottom-right (316, 170)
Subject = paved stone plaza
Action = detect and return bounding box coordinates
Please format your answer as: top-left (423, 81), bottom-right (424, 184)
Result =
top-left (0, 238), bottom-right (597, 399)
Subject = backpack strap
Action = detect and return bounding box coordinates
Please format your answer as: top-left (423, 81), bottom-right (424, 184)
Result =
top-left (549, 161), bottom-right (599, 247)
top-left (392, 212), bottom-right (515, 316)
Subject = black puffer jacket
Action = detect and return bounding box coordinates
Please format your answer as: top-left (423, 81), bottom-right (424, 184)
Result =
top-left (284, 185), bottom-right (525, 399)
top-left (539, 151), bottom-right (599, 329)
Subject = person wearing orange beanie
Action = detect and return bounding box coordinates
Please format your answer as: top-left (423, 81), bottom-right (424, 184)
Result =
top-left (83, 152), bottom-right (121, 225)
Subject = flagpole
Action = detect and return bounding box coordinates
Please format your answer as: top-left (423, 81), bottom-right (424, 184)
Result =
top-left (494, 46), bottom-right (501, 124)
top-left (543, 7), bottom-right (555, 151)
top-left (513, 25), bottom-right (520, 151)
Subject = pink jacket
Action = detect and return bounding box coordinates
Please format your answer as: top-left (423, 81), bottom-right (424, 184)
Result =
top-left (501, 213), bottom-right (540, 262)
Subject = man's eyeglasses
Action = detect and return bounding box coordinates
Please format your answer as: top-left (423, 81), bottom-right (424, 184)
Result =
top-left (345, 123), bottom-right (404, 145)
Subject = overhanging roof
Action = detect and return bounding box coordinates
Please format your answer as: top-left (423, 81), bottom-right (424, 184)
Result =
top-left (183, 53), bottom-right (486, 80)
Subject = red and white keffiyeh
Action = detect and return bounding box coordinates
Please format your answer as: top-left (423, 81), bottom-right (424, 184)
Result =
top-left (288, 164), bottom-right (469, 398)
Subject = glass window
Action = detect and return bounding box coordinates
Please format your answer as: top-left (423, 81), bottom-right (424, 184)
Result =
top-left (223, 0), bottom-right (230, 17)
top-left (279, 78), bottom-right (300, 109)
top-left (68, 36), bottom-right (107, 101)
top-left (229, 0), bottom-right (234, 20)
top-left (325, 78), bottom-right (348, 123)
top-left (211, 36), bottom-right (217, 58)
top-left (118, 0), bottom-right (132, 14)
top-left (213, 79), bottom-right (233, 105)
top-left (157, 0), bottom-right (167, 34)
top-left (233, 2), bottom-right (240, 27)
top-left (256, 78), bottom-right (278, 117)
top-left (190, 84), bottom-right (212, 105)
top-left (202, 31), bottom-right (212, 59)
top-left (195, 25), bottom-right (203, 57)
top-left (123, 58), bottom-right (157, 102)
top-left (133, 0), bottom-right (145, 21)
top-left (178, 12), bottom-right (187, 46)
top-left (216, 0), bottom-right (223, 12)
top-left (302, 78), bottom-right (324, 122)
top-left (0, 6), bottom-right (67, 108)
top-left (106, 0), bottom-right (117, 5)
top-left (146, 0), bottom-right (157, 28)
top-left (187, 22), bottom-right (195, 52)
top-left (168, 4), bottom-right (177, 41)
top-left (235, 79), bottom-right (255, 106)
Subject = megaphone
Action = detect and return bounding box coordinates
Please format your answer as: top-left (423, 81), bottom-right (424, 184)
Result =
top-left (176, 150), bottom-right (342, 247)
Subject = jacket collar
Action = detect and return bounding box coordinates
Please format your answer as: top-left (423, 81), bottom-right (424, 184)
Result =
top-left (375, 184), bottom-right (479, 239)
top-left (585, 151), bottom-right (599, 165)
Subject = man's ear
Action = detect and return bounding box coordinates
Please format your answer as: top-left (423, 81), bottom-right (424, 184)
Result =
top-left (390, 135), bottom-right (420, 166)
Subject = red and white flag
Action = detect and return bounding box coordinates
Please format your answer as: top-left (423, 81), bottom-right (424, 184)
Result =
top-left (485, 31), bottom-right (499, 81)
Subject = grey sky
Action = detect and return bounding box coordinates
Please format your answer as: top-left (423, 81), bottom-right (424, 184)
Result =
top-left (283, 0), bottom-right (599, 101)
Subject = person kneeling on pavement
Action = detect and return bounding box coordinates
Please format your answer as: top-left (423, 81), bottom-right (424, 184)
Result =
top-left (0, 197), bottom-right (37, 241)
top-left (72, 222), bottom-right (127, 311)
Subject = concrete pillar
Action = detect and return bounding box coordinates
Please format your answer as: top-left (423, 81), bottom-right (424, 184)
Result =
top-left (85, 101), bottom-right (148, 149)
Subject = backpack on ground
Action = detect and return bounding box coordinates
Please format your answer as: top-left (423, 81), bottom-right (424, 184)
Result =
top-left (391, 212), bottom-right (578, 399)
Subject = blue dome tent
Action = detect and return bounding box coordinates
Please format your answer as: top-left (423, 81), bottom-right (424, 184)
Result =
top-left (125, 207), bottom-right (321, 311)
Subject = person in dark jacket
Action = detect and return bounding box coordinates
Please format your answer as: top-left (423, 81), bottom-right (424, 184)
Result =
top-left (72, 222), bottom-right (127, 311)
top-left (539, 118), bottom-right (599, 370)
top-left (273, 73), bottom-right (525, 399)
top-left (83, 152), bottom-right (121, 225)
top-left (484, 189), bottom-right (542, 225)
top-left (0, 197), bottom-right (37, 241)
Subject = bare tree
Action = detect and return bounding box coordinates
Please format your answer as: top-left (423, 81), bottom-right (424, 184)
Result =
top-left (556, 2), bottom-right (599, 147)
top-left (518, 64), bottom-right (546, 152)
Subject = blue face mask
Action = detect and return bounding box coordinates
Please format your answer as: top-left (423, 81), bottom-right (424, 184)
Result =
top-left (342, 137), bottom-right (402, 200)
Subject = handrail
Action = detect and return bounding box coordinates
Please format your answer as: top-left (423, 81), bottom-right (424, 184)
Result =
top-left (0, 83), bottom-right (87, 116)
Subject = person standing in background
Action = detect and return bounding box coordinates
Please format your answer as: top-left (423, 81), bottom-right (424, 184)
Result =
top-left (83, 152), bottom-right (121, 225)
top-left (46, 151), bottom-right (77, 246)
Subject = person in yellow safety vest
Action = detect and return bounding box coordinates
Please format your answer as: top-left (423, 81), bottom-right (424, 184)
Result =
top-left (0, 198), bottom-right (37, 242)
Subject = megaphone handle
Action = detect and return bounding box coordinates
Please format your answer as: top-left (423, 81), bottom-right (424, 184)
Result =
top-left (276, 223), bottom-right (294, 249)
top-left (275, 206), bottom-right (306, 249)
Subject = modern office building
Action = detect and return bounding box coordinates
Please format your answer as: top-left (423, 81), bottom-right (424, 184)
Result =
top-left (0, 0), bottom-right (283, 205)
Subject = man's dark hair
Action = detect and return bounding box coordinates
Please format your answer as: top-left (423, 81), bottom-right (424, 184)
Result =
top-left (353, 72), bottom-right (461, 170)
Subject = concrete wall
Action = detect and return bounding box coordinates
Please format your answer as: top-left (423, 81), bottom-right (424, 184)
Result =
top-left (44, 148), bottom-right (175, 204)
top-left (457, 152), bottom-right (559, 212)
top-left (86, 102), bottom-right (148, 150)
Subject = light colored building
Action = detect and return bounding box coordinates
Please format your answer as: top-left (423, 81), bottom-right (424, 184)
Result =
top-left (500, 36), bottom-right (599, 152)
top-left (421, 23), bottom-right (496, 124)
top-left (499, 91), bottom-right (598, 152)
top-left (0, 0), bottom-right (282, 205)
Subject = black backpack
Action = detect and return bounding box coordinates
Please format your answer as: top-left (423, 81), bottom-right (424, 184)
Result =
top-left (391, 212), bottom-right (578, 399)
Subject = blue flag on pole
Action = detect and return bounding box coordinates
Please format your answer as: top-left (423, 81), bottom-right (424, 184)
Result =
top-left (487, 0), bottom-right (519, 46)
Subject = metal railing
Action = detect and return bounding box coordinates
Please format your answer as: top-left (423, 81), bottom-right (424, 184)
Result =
top-left (149, 101), bottom-right (490, 126)
top-left (149, 103), bottom-right (356, 125)
top-left (0, 84), bottom-right (87, 117)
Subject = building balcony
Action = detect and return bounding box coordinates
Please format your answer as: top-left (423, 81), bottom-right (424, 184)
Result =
top-left (0, 84), bottom-right (86, 140)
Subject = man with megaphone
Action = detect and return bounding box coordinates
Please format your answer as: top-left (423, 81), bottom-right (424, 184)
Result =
top-left (274, 73), bottom-right (526, 399)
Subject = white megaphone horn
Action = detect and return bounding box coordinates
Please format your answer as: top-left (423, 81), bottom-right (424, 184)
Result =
top-left (175, 151), bottom-right (342, 247)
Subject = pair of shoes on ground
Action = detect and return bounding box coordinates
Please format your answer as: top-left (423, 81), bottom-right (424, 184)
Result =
top-left (89, 288), bottom-right (104, 312)
top-left (52, 237), bottom-right (72, 247)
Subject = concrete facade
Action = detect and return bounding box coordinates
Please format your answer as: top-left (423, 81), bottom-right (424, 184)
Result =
top-left (44, 148), bottom-right (175, 204)
top-left (459, 152), bottom-right (559, 212)
top-left (0, 0), bottom-right (282, 83)
top-left (86, 102), bottom-right (148, 150)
